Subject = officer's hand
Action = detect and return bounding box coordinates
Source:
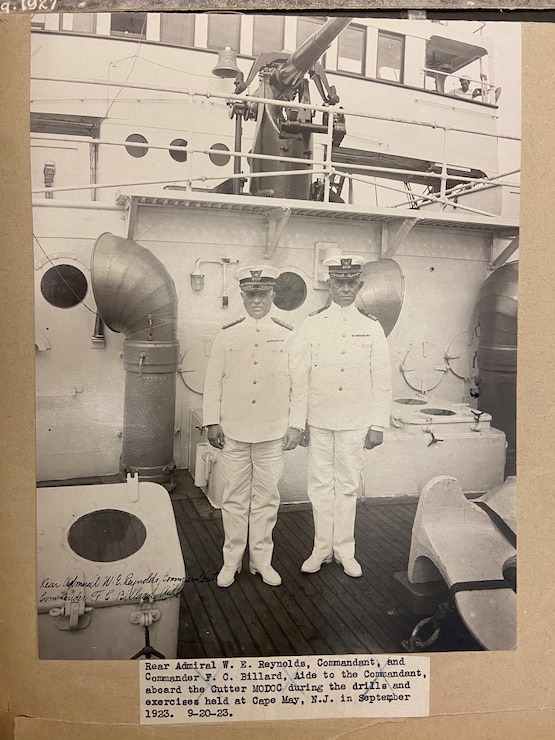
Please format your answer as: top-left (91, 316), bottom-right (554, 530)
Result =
top-left (207, 424), bottom-right (225, 449)
top-left (364, 428), bottom-right (383, 450)
top-left (282, 427), bottom-right (303, 450)
top-left (299, 426), bottom-right (309, 447)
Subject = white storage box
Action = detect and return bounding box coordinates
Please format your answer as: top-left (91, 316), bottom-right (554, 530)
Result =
top-left (37, 476), bottom-right (186, 660)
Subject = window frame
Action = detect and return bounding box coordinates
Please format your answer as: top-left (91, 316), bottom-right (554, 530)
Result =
top-left (206, 13), bottom-right (241, 52)
top-left (159, 13), bottom-right (195, 48)
top-left (252, 15), bottom-right (285, 57)
top-left (376, 30), bottom-right (405, 85)
top-left (110, 12), bottom-right (148, 40)
top-left (336, 23), bottom-right (366, 77)
top-left (60, 13), bottom-right (98, 35)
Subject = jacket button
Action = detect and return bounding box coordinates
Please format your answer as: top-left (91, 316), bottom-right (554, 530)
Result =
top-left (253, 380), bottom-right (257, 384)
top-left (338, 387), bottom-right (343, 391)
top-left (252, 399), bottom-right (256, 404)
top-left (253, 361), bottom-right (258, 365)
top-left (341, 350), bottom-right (346, 355)
top-left (340, 368), bottom-right (344, 372)
top-left (254, 343), bottom-right (259, 347)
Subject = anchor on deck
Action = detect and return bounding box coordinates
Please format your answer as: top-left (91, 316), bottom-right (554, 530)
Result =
top-left (394, 475), bottom-right (517, 652)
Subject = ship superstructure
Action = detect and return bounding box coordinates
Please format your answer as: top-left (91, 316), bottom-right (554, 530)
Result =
top-left (31, 13), bottom-right (519, 493)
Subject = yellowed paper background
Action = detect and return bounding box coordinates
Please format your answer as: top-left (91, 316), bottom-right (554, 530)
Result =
top-left (1, 14), bottom-right (554, 739)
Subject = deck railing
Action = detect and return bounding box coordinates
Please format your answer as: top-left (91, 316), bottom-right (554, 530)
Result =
top-left (31, 75), bottom-right (520, 218)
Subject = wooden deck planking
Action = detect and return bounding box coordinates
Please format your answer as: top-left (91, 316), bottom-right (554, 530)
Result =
top-left (274, 512), bottom-right (371, 654)
top-left (174, 499), bottom-right (243, 657)
top-left (270, 513), bottom-right (342, 654)
top-left (178, 492), bottom-right (318, 657)
top-left (283, 509), bottom-right (406, 652)
top-left (171, 473), bottom-right (424, 658)
top-left (180, 497), bottom-right (272, 657)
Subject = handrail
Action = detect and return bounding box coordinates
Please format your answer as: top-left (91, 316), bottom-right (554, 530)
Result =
top-left (31, 75), bottom-right (519, 212)
top-left (31, 131), bottom-right (520, 193)
top-left (31, 75), bottom-right (520, 142)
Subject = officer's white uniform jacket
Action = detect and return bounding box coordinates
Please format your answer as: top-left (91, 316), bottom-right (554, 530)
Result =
top-left (203, 313), bottom-right (307, 443)
top-left (291, 302), bottom-right (392, 430)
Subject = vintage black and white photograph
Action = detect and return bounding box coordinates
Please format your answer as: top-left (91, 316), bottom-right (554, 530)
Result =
top-left (32, 11), bottom-right (519, 662)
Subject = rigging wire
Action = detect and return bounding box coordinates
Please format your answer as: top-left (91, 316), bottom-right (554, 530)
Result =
top-left (104, 16), bottom-right (147, 121)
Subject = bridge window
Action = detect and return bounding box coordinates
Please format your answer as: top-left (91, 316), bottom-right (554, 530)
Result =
top-left (207, 13), bottom-right (240, 52)
top-left (425, 35), bottom-right (490, 100)
top-left (296, 16), bottom-right (325, 47)
top-left (377, 31), bottom-right (404, 83)
top-left (65, 13), bottom-right (96, 34)
top-left (110, 13), bottom-right (147, 39)
top-left (31, 14), bottom-right (46, 29)
top-left (253, 15), bottom-right (284, 56)
top-left (160, 13), bottom-right (195, 47)
top-left (337, 24), bottom-right (365, 75)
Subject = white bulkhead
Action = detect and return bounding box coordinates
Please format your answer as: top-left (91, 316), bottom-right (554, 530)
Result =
top-left (31, 14), bottom-right (519, 498)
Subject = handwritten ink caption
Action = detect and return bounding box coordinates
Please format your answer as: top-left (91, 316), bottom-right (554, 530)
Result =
top-left (1, 0), bottom-right (57, 13)
top-left (140, 654), bottom-right (429, 724)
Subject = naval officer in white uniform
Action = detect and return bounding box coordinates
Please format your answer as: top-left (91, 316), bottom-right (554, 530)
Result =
top-left (292, 255), bottom-right (392, 577)
top-left (203, 266), bottom-right (305, 588)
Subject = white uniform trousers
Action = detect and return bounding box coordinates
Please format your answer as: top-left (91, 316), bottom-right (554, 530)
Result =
top-left (219, 437), bottom-right (283, 570)
top-left (307, 426), bottom-right (367, 562)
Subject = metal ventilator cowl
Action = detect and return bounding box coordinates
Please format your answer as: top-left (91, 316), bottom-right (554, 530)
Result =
top-left (476, 260), bottom-right (518, 477)
top-left (91, 232), bottom-right (179, 487)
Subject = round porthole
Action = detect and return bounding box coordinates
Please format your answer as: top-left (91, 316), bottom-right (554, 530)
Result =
top-left (209, 142), bottom-right (231, 166)
top-left (169, 138), bottom-right (188, 162)
top-left (68, 509), bottom-right (147, 563)
top-left (125, 133), bottom-right (149, 158)
top-left (41, 264), bottom-right (88, 308)
top-left (273, 271), bottom-right (307, 311)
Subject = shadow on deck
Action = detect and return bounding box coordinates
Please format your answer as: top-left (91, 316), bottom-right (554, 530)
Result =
top-left (171, 471), bottom-right (482, 658)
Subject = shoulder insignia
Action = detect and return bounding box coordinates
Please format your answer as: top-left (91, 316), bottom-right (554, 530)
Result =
top-left (271, 317), bottom-right (293, 331)
top-left (309, 304), bottom-right (330, 317)
top-left (358, 307), bottom-right (378, 321)
top-left (222, 317), bottom-right (245, 330)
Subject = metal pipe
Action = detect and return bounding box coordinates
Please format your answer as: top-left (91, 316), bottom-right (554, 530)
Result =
top-left (32, 199), bottom-right (122, 210)
top-left (344, 171), bottom-right (505, 219)
top-left (32, 132), bottom-right (520, 193)
top-left (91, 233), bottom-right (179, 487)
top-left (33, 168), bottom-right (327, 195)
top-left (440, 128), bottom-right (449, 201)
top-left (323, 107), bottom-right (335, 203)
top-left (476, 261), bottom-right (518, 477)
top-left (233, 112), bottom-right (243, 195)
top-left (31, 133), bottom-right (328, 167)
top-left (391, 170), bottom-right (521, 209)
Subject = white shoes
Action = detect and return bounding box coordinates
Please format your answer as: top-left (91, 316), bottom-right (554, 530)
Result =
top-left (217, 563), bottom-right (242, 588)
top-left (249, 565), bottom-right (282, 587)
top-left (335, 557), bottom-right (362, 578)
top-left (301, 554), bottom-right (333, 574)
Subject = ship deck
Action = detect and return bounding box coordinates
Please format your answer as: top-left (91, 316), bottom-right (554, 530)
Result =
top-left (171, 471), bottom-right (481, 657)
